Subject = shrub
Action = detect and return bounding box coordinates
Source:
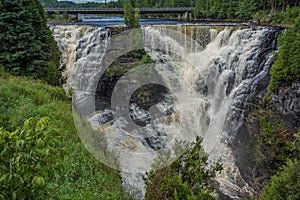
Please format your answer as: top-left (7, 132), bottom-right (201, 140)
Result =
top-left (0, 117), bottom-right (63, 199)
top-left (145, 137), bottom-right (222, 200)
top-left (260, 159), bottom-right (300, 200)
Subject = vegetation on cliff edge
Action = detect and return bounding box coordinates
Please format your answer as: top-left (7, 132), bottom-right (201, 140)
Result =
top-left (145, 137), bottom-right (222, 200)
top-left (269, 15), bottom-right (300, 92)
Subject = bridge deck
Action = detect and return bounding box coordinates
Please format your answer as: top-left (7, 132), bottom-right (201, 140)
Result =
top-left (45, 7), bottom-right (193, 15)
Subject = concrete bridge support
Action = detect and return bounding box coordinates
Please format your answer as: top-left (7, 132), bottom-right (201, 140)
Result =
top-left (77, 13), bottom-right (82, 21)
top-left (178, 12), bottom-right (189, 20)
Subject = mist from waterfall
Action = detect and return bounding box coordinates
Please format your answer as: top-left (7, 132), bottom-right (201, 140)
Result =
top-left (51, 24), bottom-right (278, 199)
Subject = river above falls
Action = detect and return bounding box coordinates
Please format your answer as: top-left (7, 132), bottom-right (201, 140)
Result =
top-left (47, 15), bottom-right (252, 27)
top-left (48, 15), bottom-right (178, 26)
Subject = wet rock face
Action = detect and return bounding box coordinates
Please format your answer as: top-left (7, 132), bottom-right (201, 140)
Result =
top-left (231, 80), bottom-right (300, 198)
top-left (270, 80), bottom-right (300, 129)
top-left (95, 71), bottom-right (122, 111)
top-left (232, 79), bottom-right (300, 198)
top-left (225, 29), bottom-right (283, 199)
top-left (226, 29), bottom-right (279, 144)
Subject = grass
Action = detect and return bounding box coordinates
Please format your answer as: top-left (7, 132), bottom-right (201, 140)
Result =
top-left (0, 72), bottom-right (131, 199)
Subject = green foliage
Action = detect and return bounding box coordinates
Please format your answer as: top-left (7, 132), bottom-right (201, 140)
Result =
top-left (0, 117), bottom-right (63, 199)
top-left (0, 64), bottom-right (5, 74)
top-left (0, 74), bottom-right (131, 199)
top-left (269, 15), bottom-right (300, 91)
top-left (0, 0), bottom-right (64, 85)
top-left (253, 6), bottom-right (300, 26)
top-left (260, 159), bottom-right (300, 200)
top-left (236, 0), bottom-right (258, 19)
top-left (123, 2), bottom-right (135, 27)
top-left (258, 116), bottom-right (299, 172)
top-left (63, 11), bottom-right (68, 20)
top-left (145, 137), bottom-right (222, 200)
top-left (107, 49), bottom-right (154, 77)
top-left (244, 102), bottom-right (300, 197)
top-left (0, 75), bottom-right (70, 131)
top-left (133, 8), bottom-right (140, 28)
top-left (245, 106), bottom-right (300, 189)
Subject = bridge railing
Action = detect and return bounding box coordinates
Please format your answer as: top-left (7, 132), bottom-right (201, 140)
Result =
top-left (44, 7), bottom-right (194, 12)
top-left (45, 8), bottom-right (124, 12)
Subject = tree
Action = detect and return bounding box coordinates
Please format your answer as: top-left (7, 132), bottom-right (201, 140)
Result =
top-left (63, 11), bottom-right (69, 20)
top-left (269, 15), bottom-right (300, 91)
top-left (260, 159), bottom-right (300, 200)
top-left (194, 0), bottom-right (206, 18)
top-left (133, 8), bottom-right (140, 28)
top-left (124, 1), bottom-right (140, 28)
top-left (210, 0), bottom-right (221, 18)
top-left (236, 0), bottom-right (258, 19)
top-left (0, 0), bottom-right (63, 85)
top-left (124, 1), bottom-right (135, 27)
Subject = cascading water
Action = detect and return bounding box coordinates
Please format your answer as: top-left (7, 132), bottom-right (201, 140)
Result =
top-left (51, 24), bottom-right (279, 199)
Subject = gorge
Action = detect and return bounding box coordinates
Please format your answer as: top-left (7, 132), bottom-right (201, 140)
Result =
top-left (51, 24), bottom-right (281, 199)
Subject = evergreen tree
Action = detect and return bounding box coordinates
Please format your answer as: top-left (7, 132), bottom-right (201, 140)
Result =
top-left (63, 11), bottom-right (69, 20)
top-left (124, 1), bottom-right (134, 27)
top-left (123, 1), bottom-right (140, 28)
top-left (133, 8), bottom-right (140, 28)
top-left (236, 0), bottom-right (258, 19)
top-left (0, 0), bottom-right (63, 85)
top-left (260, 159), bottom-right (300, 200)
top-left (269, 15), bottom-right (300, 91)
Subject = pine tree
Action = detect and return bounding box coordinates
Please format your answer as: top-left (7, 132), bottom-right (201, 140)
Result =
top-left (124, 1), bottom-right (134, 27)
top-left (0, 0), bottom-right (63, 85)
top-left (133, 8), bottom-right (140, 28)
top-left (124, 1), bottom-right (140, 28)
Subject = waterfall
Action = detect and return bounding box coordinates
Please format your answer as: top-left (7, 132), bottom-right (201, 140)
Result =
top-left (51, 24), bottom-right (278, 199)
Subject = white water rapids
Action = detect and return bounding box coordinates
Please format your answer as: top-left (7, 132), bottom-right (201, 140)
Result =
top-left (51, 24), bottom-right (278, 199)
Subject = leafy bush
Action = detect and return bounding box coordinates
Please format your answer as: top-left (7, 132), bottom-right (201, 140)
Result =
top-left (0, 117), bottom-right (63, 199)
top-left (145, 137), bottom-right (222, 200)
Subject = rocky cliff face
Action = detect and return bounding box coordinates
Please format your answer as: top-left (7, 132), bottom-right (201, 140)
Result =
top-left (232, 79), bottom-right (300, 198)
top-left (270, 80), bottom-right (300, 129)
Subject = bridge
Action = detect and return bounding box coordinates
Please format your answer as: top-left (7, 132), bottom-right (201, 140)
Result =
top-left (45, 7), bottom-right (193, 20)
